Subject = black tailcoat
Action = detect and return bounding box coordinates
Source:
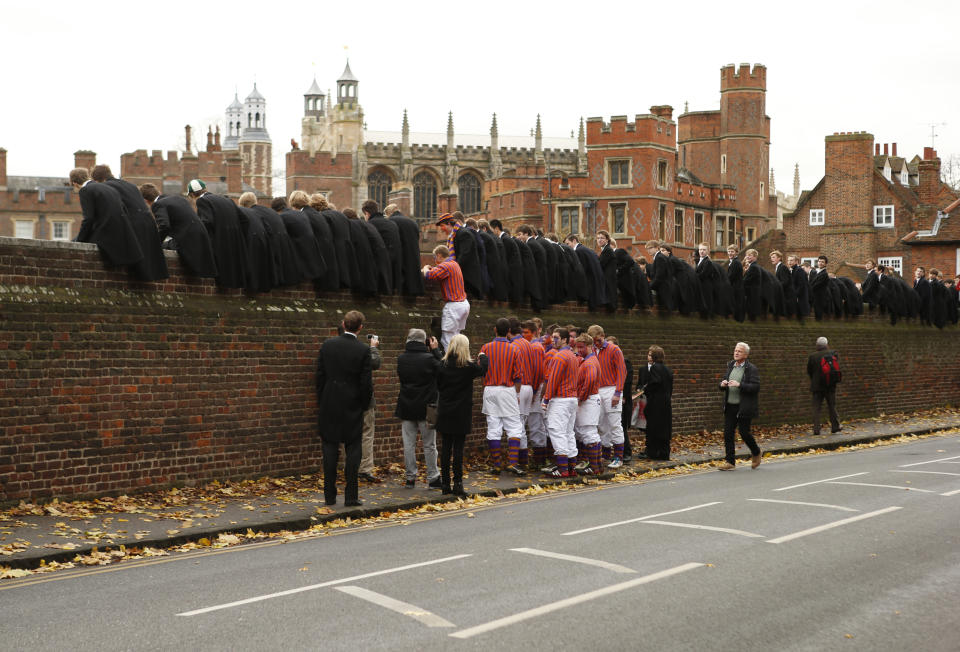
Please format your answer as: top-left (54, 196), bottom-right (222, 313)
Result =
top-left (388, 211), bottom-right (425, 296)
top-left (316, 333), bottom-right (373, 443)
top-left (368, 213), bottom-right (402, 294)
top-left (103, 178), bottom-right (168, 281)
top-left (196, 192), bottom-right (248, 289)
top-left (500, 233), bottom-right (525, 303)
top-left (302, 206), bottom-right (339, 290)
top-left (237, 206), bottom-right (274, 292)
top-left (346, 219), bottom-right (377, 295)
top-left (280, 208), bottom-right (326, 282)
top-left (150, 194), bottom-right (217, 278)
top-left (575, 243), bottom-right (607, 311)
top-left (252, 204), bottom-right (300, 287)
top-left (599, 244), bottom-right (619, 311)
top-left (76, 181), bottom-right (143, 267)
top-left (322, 209), bottom-right (356, 290)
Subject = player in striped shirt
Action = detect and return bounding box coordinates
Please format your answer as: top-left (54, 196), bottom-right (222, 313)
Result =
top-left (540, 326), bottom-right (579, 478)
top-left (521, 319), bottom-right (548, 469)
top-left (479, 318), bottom-right (525, 476)
top-left (507, 318), bottom-right (539, 468)
top-left (588, 325), bottom-right (626, 469)
top-left (423, 245), bottom-right (470, 351)
top-left (573, 333), bottom-right (603, 475)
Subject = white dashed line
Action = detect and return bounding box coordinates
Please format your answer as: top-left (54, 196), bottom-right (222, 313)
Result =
top-left (892, 470), bottom-right (960, 477)
top-left (748, 498), bottom-right (859, 512)
top-left (335, 586), bottom-right (455, 628)
top-left (639, 520), bottom-right (765, 538)
top-left (562, 502), bottom-right (722, 536)
top-left (767, 506), bottom-right (902, 544)
top-left (828, 481), bottom-right (936, 493)
top-left (899, 455), bottom-right (960, 467)
top-left (773, 472), bottom-right (868, 492)
top-left (510, 548), bottom-right (635, 573)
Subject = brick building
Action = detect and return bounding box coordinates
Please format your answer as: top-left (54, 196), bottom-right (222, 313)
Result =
top-left (0, 148), bottom-right (87, 240)
top-left (782, 132), bottom-right (958, 277)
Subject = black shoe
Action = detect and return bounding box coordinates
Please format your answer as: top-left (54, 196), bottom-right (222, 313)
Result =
top-left (452, 483), bottom-right (467, 497)
top-left (324, 499), bottom-right (336, 506)
top-left (489, 467), bottom-right (502, 476)
top-left (831, 426), bottom-right (843, 433)
top-left (623, 454), bottom-right (633, 463)
top-left (504, 464), bottom-right (526, 477)
top-left (344, 499), bottom-right (363, 507)
top-left (405, 480), bottom-right (415, 488)
top-left (359, 473), bottom-right (382, 484)
top-left (441, 484), bottom-right (452, 495)
top-left (428, 477), bottom-right (443, 488)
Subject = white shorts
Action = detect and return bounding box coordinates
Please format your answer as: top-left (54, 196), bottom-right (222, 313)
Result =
top-left (482, 385), bottom-right (520, 417)
top-left (575, 394), bottom-right (602, 445)
top-left (545, 397), bottom-right (578, 457)
top-left (440, 300), bottom-right (470, 348)
top-left (598, 385), bottom-right (625, 446)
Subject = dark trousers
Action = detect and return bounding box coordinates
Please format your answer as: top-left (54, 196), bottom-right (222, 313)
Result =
top-left (439, 433), bottom-right (465, 486)
top-left (812, 388), bottom-right (840, 434)
top-left (322, 438), bottom-right (361, 504)
top-left (723, 402), bottom-right (760, 464)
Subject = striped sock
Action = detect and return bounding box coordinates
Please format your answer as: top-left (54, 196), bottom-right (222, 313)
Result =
top-left (533, 447), bottom-right (547, 466)
top-left (568, 454), bottom-right (578, 475)
top-left (519, 447), bottom-right (529, 466)
top-left (591, 442), bottom-right (602, 470)
top-left (602, 446), bottom-right (613, 461)
top-left (555, 454), bottom-right (567, 471)
top-left (488, 440), bottom-right (501, 468)
top-left (614, 443), bottom-right (624, 458)
top-left (507, 438), bottom-right (521, 466)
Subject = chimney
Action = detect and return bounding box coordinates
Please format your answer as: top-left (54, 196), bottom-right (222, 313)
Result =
top-left (918, 152), bottom-right (942, 204)
top-left (883, 143), bottom-right (888, 156)
top-left (214, 125), bottom-right (221, 150)
top-left (649, 105), bottom-right (674, 120)
top-left (0, 148), bottom-right (7, 187)
top-left (923, 146), bottom-right (937, 160)
top-left (226, 152), bottom-right (242, 195)
top-left (892, 142), bottom-right (897, 157)
top-left (206, 127), bottom-right (213, 152)
top-left (184, 125), bottom-right (192, 153)
top-left (74, 150), bottom-right (96, 170)
top-left (875, 143), bottom-right (880, 156)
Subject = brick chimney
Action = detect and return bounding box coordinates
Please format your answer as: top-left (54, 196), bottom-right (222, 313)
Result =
top-left (0, 148), bottom-right (7, 188)
top-left (875, 143), bottom-right (880, 155)
top-left (226, 152), bottom-right (242, 195)
top-left (883, 143), bottom-right (888, 156)
top-left (74, 150), bottom-right (96, 170)
top-left (649, 105), bottom-right (674, 120)
top-left (822, 131), bottom-right (875, 264)
top-left (918, 148), bottom-right (941, 204)
top-left (184, 125), bottom-right (193, 153)
top-left (206, 127), bottom-right (213, 152)
top-left (892, 142), bottom-right (897, 157)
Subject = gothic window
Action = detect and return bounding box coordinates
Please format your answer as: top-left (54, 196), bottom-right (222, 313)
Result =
top-left (368, 171), bottom-right (392, 210)
top-left (413, 171), bottom-right (438, 220)
top-left (458, 173), bottom-right (481, 214)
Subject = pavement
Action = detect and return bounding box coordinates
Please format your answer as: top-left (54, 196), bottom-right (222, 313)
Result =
top-left (2, 409), bottom-right (959, 570)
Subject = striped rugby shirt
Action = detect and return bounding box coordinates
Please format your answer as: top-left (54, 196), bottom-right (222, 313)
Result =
top-left (480, 337), bottom-right (521, 387)
top-left (509, 334), bottom-right (539, 386)
top-left (595, 340), bottom-right (626, 396)
top-left (446, 222), bottom-right (463, 260)
top-left (544, 346), bottom-right (579, 401)
top-left (577, 353), bottom-right (601, 402)
top-left (526, 338), bottom-right (546, 388)
top-left (424, 260), bottom-right (467, 302)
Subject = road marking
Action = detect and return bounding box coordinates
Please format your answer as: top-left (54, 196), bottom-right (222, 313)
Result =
top-left (773, 472), bottom-right (868, 492)
top-left (892, 470), bottom-right (960, 477)
top-left (449, 562), bottom-right (705, 639)
top-left (899, 454), bottom-right (960, 467)
top-left (335, 586), bottom-right (454, 628)
top-left (176, 554), bottom-right (472, 616)
top-left (828, 481), bottom-right (936, 493)
top-left (639, 521), bottom-right (765, 538)
top-left (562, 502), bottom-right (722, 536)
top-left (748, 498), bottom-right (858, 512)
top-left (941, 488), bottom-right (960, 497)
top-left (510, 548), bottom-right (635, 574)
top-left (766, 506), bottom-right (902, 544)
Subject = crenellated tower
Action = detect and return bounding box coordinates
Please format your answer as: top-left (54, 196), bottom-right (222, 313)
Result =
top-left (718, 63), bottom-right (770, 221)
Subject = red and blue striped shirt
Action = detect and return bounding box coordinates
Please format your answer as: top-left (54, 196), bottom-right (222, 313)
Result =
top-left (595, 340), bottom-right (626, 395)
top-left (446, 222), bottom-right (463, 260)
top-left (527, 339), bottom-right (546, 388)
top-left (544, 346), bottom-right (578, 400)
top-left (510, 335), bottom-right (540, 386)
top-left (425, 260), bottom-right (467, 302)
top-left (480, 337), bottom-right (522, 387)
top-left (577, 353), bottom-right (601, 402)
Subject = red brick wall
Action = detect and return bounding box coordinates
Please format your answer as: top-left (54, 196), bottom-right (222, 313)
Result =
top-left (286, 150), bottom-right (353, 206)
top-left (2, 237), bottom-right (959, 503)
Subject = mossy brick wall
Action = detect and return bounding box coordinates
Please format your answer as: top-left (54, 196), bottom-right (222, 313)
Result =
top-left (1, 237), bottom-right (958, 503)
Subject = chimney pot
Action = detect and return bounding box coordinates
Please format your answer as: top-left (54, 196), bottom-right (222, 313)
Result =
top-left (892, 142), bottom-right (897, 157)
top-left (875, 143), bottom-right (880, 155)
top-left (883, 144), bottom-right (888, 156)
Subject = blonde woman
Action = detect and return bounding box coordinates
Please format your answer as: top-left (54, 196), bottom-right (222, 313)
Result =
top-left (435, 334), bottom-right (489, 496)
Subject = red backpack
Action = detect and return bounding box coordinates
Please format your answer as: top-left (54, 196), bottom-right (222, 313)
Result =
top-left (819, 353), bottom-right (841, 386)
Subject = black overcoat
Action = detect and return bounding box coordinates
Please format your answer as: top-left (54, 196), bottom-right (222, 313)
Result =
top-left (388, 211), bottom-right (425, 296)
top-left (369, 213), bottom-right (402, 294)
top-left (575, 243), bottom-right (607, 311)
top-left (322, 209), bottom-right (356, 290)
top-left (478, 229), bottom-right (507, 301)
top-left (316, 333), bottom-right (373, 444)
top-left (517, 238), bottom-right (543, 309)
top-left (76, 181), bottom-right (143, 267)
top-left (668, 255), bottom-right (702, 316)
top-left (793, 265), bottom-right (811, 317)
top-left (638, 361), bottom-right (674, 460)
top-left (394, 340), bottom-right (442, 421)
top-left (720, 360), bottom-right (760, 419)
top-left (809, 268), bottom-right (831, 320)
top-left (776, 263), bottom-right (795, 317)
top-left (525, 237), bottom-right (551, 305)
top-left (280, 208), bottom-right (326, 281)
top-left (103, 178), bottom-right (168, 281)
top-left (742, 263), bottom-right (763, 320)
top-left (560, 243), bottom-right (587, 301)
top-left (252, 204), bottom-right (300, 287)
top-left (346, 219), bottom-right (377, 295)
top-left (238, 205), bottom-right (274, 292)
top-left (614, 249), bottom-right (638, 310)
top-left (196, 192), bottom-right (248, 289)
top-left (435, 356), bottom-right (488, 437)
top-left (453, 227), bottom-right (482, 299)
top-left (363, 220), bottom-right (393, 294)
top-left (647, 252), bottom-right (674, 311)
top-left (151, 194), bottom-right (217, 277)
top-left (500, 234), bottom-right (525, 303)
top-left (599, 244), bottom-right (618, 311)
top-left (727, 257), bottom-right (745, 321)
top-left (302, 206), bottom-right (339, 290)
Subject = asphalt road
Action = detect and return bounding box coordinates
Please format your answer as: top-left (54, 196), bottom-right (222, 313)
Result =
top-left (2, 434), bottom-right (959, 651)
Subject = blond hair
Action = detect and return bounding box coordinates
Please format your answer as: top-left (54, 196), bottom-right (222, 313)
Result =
top-left (289, 190), bottom-right (310, 209)
top-left (238, 192), bottom-right (257, 207)
top-left (310, 193), bottom-right (329, 211)
top-left (443, 334), bottom-right (473, 367)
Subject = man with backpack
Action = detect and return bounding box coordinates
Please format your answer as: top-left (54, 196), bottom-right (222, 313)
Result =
top-left (807, 336), bottom-right (842, 436)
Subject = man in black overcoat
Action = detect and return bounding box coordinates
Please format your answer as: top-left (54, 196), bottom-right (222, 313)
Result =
top-left (771, 250), bottom-right (795, 317)
top-left (597, 231), bottom-right (619, 311)
top-left (438, 213), bottom-right (482, 299)
top-left (742, 251), bottom-right (763, 321)
top-left (477, 221), bottom-right (508, 301)
top-left (913, 267), bottom-right (932, 325)
top-left (790, 255), bottom-right (811, 319)
top-left (278, 201), bottom-right (326, 283)
top-left (696, 244), bottom-right (718, 316)
top-left (188, 179), bottom-right (248, 289)
top-left (293, 192), bottom-right (339, 291)
top-left (92, 165), bottom-right (168, 282)
top-left (140, 183), bottom-right (217, 278)
top-left (363, 200), bottom-right (402, 294)
top-left (463, 218), bottom-right (492, 297)
top-left (726, 245), bottom-right (745, 322)
top-left (236, 193), bottom-right (274, 292)
top-left (809, 255), bottom-right (831, 321)
top-left (645, 240), bottom-right (674, 312)
top-left (718, 341), bottom-right (762, 470)
top-left (535, 232), bottom-right (561, 304)
top-left (560, 239), bottom-right (587, 302)
top-left (514, 229), bottom-right (544, 310)
top-left (566, 234), bottom-right (607, 311)
top-left (343, 210), bottom-right (378, 295)
top-left (614, 248), bottom-right (639, 310)
top-left (806, 336), bottom-right (842, 436)
top-left (518, 225), bottom-right (550, 305)
top-left (662, 244), bottom-right (702, 316)
top-left (71, 167), bottom-right (143, 269)
top-left (385, 204), bottom-right (425, 296)
top-left (492, 220), bottom-right (525, 304)
top-left (245, 195), bottom-right (301, 287)
top-left (316, 196), bottom-right (356, 290)
top-left (316, 310), bottom-right (373, 507)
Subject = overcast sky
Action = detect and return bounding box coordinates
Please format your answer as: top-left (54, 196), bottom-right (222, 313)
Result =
top-left (3, 0), bottom-right (957, 196)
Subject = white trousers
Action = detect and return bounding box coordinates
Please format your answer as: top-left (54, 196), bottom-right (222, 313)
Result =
top-left (545, 397), bottom-right (578, 457)
top-left (598, 385), bottom-right (625, 446)
top-left (526, 385), bottom-right (547, 448)
top-left (483, 386), bottom-right (523, 441)
top-left (575, 394), bottom-right (602, 445)
top-left (440, 300), bottom-right (470, 349)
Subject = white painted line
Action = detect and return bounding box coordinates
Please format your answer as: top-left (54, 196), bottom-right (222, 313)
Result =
top-left (828, 481), bottom-right (936, 493)
top-left (562, 502), bottom-right (722, 536)
top-left (773, 472), bottom-right (869, 492)
top-left (748, 498), bottom-right (859, 512)
top-left (892, 470), bottom-right (960, 477)
top-left (449, 562), bottom-right (705, 639)
top-left (899, 454), bottom-right (960, 468)
top-left (941, 488), bottom-right (960, 497)
top-left (510, 548), bottom-right (635, 574)
top-left (640, 520), bottom-right (765, 538)
top-left (177, 554), bottom-right (472, 616)
top-left (335, 586), bottom-right (454, 628)
top-left (766, 506), bottom-right (903, 545)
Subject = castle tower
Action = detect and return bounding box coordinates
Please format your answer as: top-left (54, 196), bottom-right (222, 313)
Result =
top-left (301, 77), bottom-right (328, 155)
top-left (719, 63), bottom-right (771, 221)
top-left (223, 91), bottom-right (243, 149)
top-left (238, 83), bottom-right (272, 196)
top-left (330, 60), bottom-right (363, 156)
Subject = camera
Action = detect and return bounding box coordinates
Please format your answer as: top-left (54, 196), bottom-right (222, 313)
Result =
top-left (367, 334), bottom-right (378, 340)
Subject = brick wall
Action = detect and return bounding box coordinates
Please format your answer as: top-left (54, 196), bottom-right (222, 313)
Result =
top-left (1, 237), bottom-right (958, 503)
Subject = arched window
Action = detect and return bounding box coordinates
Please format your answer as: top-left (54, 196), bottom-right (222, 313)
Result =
top-left (368, 170), bottom-right (392, 210)
top-left (255, 112), bottom-right (261, 128)
top-left (236, 121), bottom-right (241, 135)
top-left (413, 171), bottom-right (438, 220)
top-left (457, 173), bottom-right (481, 214)
top-left (247, 113), bottom-right (252, 128)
